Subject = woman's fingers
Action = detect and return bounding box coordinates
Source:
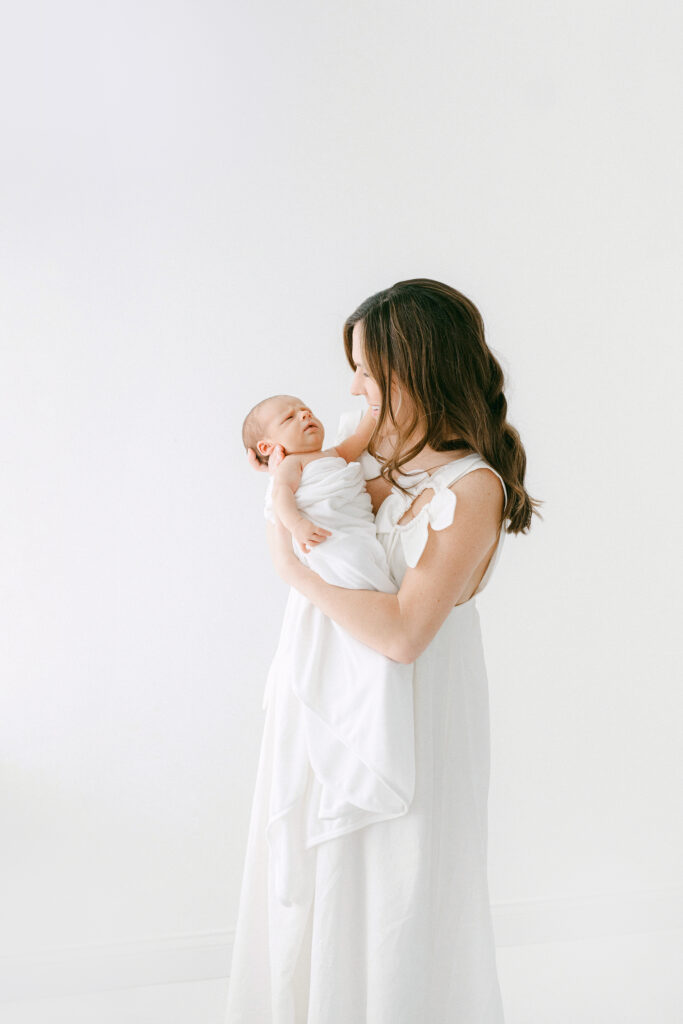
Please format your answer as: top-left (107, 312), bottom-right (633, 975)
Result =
top-left (246, 444), bottom-right (286, 473)
top-left (268, 444), bottom-right (286, 474)
top-left (246, 447), bottom-right (268, 472)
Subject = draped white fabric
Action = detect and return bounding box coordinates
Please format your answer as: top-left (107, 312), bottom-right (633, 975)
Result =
top-left (261, 457), bottom-right (415, 908)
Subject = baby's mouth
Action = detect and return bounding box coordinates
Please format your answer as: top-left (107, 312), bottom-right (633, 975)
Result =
top-left (304, 423), bottom-right (319, 432)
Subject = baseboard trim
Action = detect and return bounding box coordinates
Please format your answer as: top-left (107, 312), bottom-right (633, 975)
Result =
top-left (0, 929), bottom-right (235, 1004)
top-left (491, 883), bottom-right (683, 947)
top-left (2, 885), bottom-right (682, 1003)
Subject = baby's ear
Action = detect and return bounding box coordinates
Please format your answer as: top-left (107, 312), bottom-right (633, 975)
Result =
top-left (257, 440), bottom-right (272, 457)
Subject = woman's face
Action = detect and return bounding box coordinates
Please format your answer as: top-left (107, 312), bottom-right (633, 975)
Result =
top-left (350, 320), bottom-right (407, 426)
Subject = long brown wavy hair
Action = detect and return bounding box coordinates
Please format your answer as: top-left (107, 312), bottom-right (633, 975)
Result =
top-left (342, 279), bottom-right (542, 534)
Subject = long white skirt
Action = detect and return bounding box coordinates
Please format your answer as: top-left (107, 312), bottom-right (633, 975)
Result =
top-left (225, 598), bottom-right (505, 1023)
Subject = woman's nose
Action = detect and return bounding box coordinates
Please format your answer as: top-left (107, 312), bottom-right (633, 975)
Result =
top-left (350, 369), bottom-right (363, 396)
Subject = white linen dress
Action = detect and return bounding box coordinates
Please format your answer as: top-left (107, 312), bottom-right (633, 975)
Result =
top-left (225, 426), bottom-right (508, 1024)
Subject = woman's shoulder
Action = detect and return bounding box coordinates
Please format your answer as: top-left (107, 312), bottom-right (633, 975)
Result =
top-left (450, 465), bottom-right (505, 529)
top-left (447, 460), bottom-right (505, 497)
top-left (428, 454), bottom-right (506, 508)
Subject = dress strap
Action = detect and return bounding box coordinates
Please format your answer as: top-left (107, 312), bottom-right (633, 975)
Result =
top-left (377, 455), bottom-right (509, 574)
top-left (427, 454), bottom-right (506, 501)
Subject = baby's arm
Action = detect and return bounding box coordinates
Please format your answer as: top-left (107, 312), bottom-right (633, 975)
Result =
top-left (332, 407), bottom-right (376, 464)
top-left (272, 456), bottom-right (332, 554)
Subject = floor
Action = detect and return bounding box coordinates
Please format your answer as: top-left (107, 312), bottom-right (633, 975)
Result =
top-left (2, 928), bottom-right (681, 1023)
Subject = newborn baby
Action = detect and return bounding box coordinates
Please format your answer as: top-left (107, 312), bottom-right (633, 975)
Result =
top-left (242, 394), bottom-right (376, 553)
top-left (241, 395), bottom-right (416, 908)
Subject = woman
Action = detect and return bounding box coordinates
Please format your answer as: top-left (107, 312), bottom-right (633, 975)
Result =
top-left (227, 279), bottom-right (541, 1023)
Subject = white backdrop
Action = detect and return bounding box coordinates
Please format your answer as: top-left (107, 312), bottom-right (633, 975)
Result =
top-left (1, 0), bottom-right (682, 996)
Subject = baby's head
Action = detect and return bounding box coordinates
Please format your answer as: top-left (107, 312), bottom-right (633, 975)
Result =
top-left (242, 395), bottom-right (325, 465)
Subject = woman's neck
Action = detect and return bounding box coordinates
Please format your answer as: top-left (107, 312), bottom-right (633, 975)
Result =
top-left (399, 445), bottom-right (471, 473)
top-left (374, 433), bottom-right (471, 474)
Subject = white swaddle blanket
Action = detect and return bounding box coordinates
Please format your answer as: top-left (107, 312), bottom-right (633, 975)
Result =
top-left (262, 425), bottom-right (415, 908)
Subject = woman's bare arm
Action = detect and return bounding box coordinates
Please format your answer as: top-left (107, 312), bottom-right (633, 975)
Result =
top-left (267, 468), bottom-right (504, 663)
top-left (332, 408), bottom-right (376, 464)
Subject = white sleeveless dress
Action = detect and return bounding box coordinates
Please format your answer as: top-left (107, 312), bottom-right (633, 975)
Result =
top-left (225, 451), bottom-right (508, 1024)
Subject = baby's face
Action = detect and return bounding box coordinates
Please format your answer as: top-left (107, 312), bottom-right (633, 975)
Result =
top-left (256, 396), bottom-right (325, 459)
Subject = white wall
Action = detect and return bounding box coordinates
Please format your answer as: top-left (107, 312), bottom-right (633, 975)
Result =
top-left (1, 0), bottom-right (681, 991)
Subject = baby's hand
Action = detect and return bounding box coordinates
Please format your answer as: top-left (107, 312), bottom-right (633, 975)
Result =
top-left (292, 517), bottom-right (332, 554)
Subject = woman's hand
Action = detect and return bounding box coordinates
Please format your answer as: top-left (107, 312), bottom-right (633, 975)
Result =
top-left (265, 520), bottom-right (302, 585)
top-left (246, 445), bottom-right (286, 474)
